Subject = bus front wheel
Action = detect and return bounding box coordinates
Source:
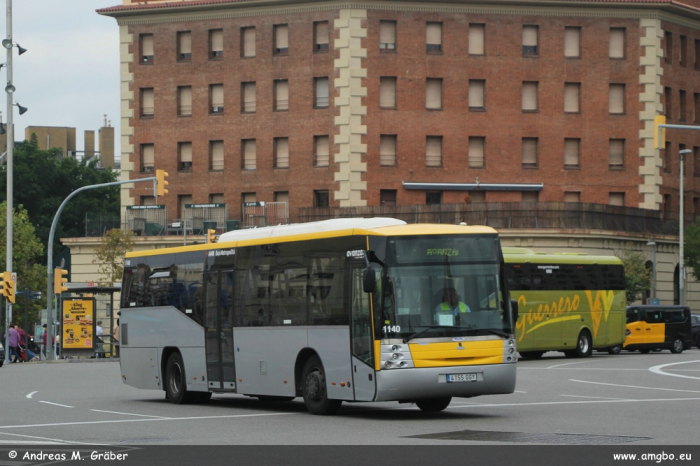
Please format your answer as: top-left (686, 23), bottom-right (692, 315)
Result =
top-left (416, 397), bottom-right (452, 412)
top-left (301, 355), bottom-right (342, 415)
top-left (165, 352), bottom-right (195, 404)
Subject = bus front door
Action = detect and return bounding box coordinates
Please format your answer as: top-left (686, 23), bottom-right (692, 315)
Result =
top-left (351, 265), bottom-right (376, 401)
top-left (204, 270), bottom-right (237, 392)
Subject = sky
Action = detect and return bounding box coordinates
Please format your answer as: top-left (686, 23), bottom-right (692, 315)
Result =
top-left (6, 0), bottom-right (121, 157)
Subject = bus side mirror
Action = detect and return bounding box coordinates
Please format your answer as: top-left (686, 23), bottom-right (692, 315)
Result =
top-left (510, 299), bottom-right (519, 324)
top-left (363, 269), bottom-right (376, 293)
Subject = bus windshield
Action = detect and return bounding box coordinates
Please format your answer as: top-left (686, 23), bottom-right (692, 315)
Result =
top-left (373, 235), bottom-right (509, 340)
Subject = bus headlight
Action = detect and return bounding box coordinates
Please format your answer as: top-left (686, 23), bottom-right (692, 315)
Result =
top-left (384, 361), bottom-right (394, 369)
top-left (392, 353), bottom-right (400, 360)
top-left (391, 345), bottom-right (402, 351)
top-left (508, 347), bottom-right (515, 354)
top-left (508, 339), bottom-right (515, 347)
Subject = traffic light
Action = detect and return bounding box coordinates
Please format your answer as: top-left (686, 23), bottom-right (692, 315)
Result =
top-left (654, 115), bottom-right (666, 149)
top-left (0, 271), bottom-right (15, 304)
top-left (207, 229), bottom-right (217, 244)
top-left (54, 268), bottom-right (69, 295)
top-left (156, 169), bottom-right (169, 196)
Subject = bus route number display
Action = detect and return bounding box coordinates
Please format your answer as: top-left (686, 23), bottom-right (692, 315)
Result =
top-left (62, 298), bottom-right (96, 349)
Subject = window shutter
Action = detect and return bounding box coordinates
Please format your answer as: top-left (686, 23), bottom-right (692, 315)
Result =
top-left (469, 24), bottom-right (484, 55)
top-left (380, 77), bottom-right (396, 108)
top-left (275, 138), bottom-right (289, 168)
top-left (522, 82), bottom-right (537, 111)
top-left (276, 25), bottom-right (288, 48)
top-left (564, 192), bottom-right (580, 203)
top-left (211, 141), bottom-right (224, 170)
top-left (180, 32), bottom-right (192, 54)
top-left (522, 138), bottom-right (537, 165)
top-left (316, 22), bottom-right (329, 45)
top-left (276, 80), bottom-right (289, 110)
top-left (243, 28), bottom-right (256, 57)
top-left (426, 136), bottom-right (442, 166)
top-left (211, 85), bottom-right (224, 108)
top-left (316, 78), bottom-right (329, 107)
top-left (523, 26), bottom-right (537, 46)
top-left (426, 79), bottom-right (442, 109)
top-left (244, 140), bottom-right (256, 169)
top-left (380, 135), bottom-right (396, 166)
top-left (180, 195), bottom-right (193, 219)
top-left (142, 144), bottom-right (154, 166)
top-left (179, 87), bottom-right (192, 115)
top-left (469, 137), bottom-right (485, 168)
top-left (564, 27), bottom-right (580, 57)
top-left (244, 82), bottom-right (256, 112)
top-left (610, 28), bottom-right (624, 58)
top-left (469, 80), bottom-right (484, 108)
top-left (609, 193), bottom-right (625, 206)
top-left (211, 30), bottom-right (223, 52)
top-left (609, 84), bottom-right (624, 114)
top-left (426, 23), bottom-right (442, 45)
top-left (609, 139), bottom-right (624, 166)
top-left (243, 193), bottom-right (256, 203)
top-left (180, 142), bottom-right (192, 163)
top-left (564, 83), bottom-right (580, 113)
top-left (142, 34), bottom-right (154, 56)
top-left (564, 139), bottom-right (580, 166)
top-left (142, 89), bottom-right (154, 115)
top-left (380, 21), bottom-right (396, 45)
top-left (315, 135), bottom-right (330, 166)
top-left (274, 192), bottom-right (289, 204)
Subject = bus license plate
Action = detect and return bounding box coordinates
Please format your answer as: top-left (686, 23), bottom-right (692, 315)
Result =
top-left (447, 373), bottom-right (477, 383)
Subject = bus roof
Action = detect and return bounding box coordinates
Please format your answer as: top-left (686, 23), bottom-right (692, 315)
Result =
top-left (502, 247), bottom-right (623, 265)
top-left (125, 219), bottom-right (499, 258)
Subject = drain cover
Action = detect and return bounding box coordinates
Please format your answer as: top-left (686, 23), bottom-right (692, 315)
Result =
top-left (407, 430), bottom-right (651, 444)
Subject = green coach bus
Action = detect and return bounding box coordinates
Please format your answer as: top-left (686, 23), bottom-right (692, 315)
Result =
top-left (503, 248), bottom-right (626, 359)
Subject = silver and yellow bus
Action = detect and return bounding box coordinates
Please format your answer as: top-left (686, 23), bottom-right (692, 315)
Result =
top-left (118, 218), bottom-right (518, 415)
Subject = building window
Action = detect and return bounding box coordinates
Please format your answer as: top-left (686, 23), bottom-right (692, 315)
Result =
top-left (469, 24), bottom-right (485, 55)
top-left (522, 25), bottom-right (538, 56)
top-left (242, 27), bottom-right (256, 58)
top-left (426, 192), bottom-right (442, 205)
top-left (274, 80), bottom-right (289, 111)
top-left (564, 27), bottom-right (581, 58)
top-left (314, 135), bottom-right (330, 167)
top-left (426, 136), bottom-right (442, 167)
top-left (609, 139), bottom-right (624, 169)
top-left (522, 81), bottom-right (538, 111)
top-left (314, 21), bottom-right (329, 52)
top-left (522, 191), bottom-right (539, 203)
top-left (178, 142), bottom-right (192, 171)
top-left (609, 28), bottom-right (625, 59)
top-left (242, 82), bottom-right (256, 113)
top-left (380, 190), bottom-right (397, 205)
top-left (522, 138), bottom-right (538, 168)
top-left (140, 34), bottom-right (154, 64)
top-left (469, 137), bottom-right (485, 168)
top-left (664, 141), bottom-right (671, 173)
top-left (141, 195), bottom-right (156, 206)
top-left (210, 193), bottom-right (224, 204)
top-left (564, 82), bottom-right (580, 113)
top-left (274, 24), bottom-right (289, 55)
top-left (380, 135), bottom-right (397, 166)
top-left (694, 146), bottom-right (700, 177)
top-left (314, 190), bottom-right (330, 208)
top-left (564, 191), bottom-right (580, 203)
top-left (695, 93), bottom-right (700, 123)
top-left (379, 20), bottom-right (396, 51)
top-left (140, 88), bottom-right (154, 118)
top-left (680, 90), bottom-right (687, 121)
top-left (426, 78), bottom-right (442, 110)
top-left (210, 84), bottom-right (224, 114)
top-left (665, 31), bottom-right (673, 64)
top-left (426, 22), bottom-right (442, 53)
top-left (564, 138), bottom-right (580, 168)
top-left (664, 86), bottom-right (672, 119)
top-left (178, 86), bottom-right (192, 116)
top-left (274, 191), bottom-right (289, 204)
top-left (695, 39), bottom-right (700, 70)
top-left (210, 140), bottom-right (224, 171)
top-left (242, 139), bottom-right (256, 170)
top-left (178, 195), bottom-right (193, 220)
top-left (242, 192), bottom-right (256, 205)
top-left (274, 137), bottom-right (289, 168)
top-left (469, 80), bottom-right (485, 110)
top-left (380, 77), bottom-right (397, 109)
top-left (177, 31), bottom-right (192, 62)
top-left (210, 29), bottom-right (224, 59)
top-left (314, 77), bottom-right (329, 108)
top-left (609, 192), bottom-right (625, 206)
top-left (680, 35), bottom-right (687, 67)
top-left (609, 84), bottom-right (625, 114)
top-left (140, 143), bottom-right (154, 173)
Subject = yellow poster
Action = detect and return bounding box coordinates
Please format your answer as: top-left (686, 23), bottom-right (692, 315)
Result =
top-left (62, 298), bottom-right (95, 349)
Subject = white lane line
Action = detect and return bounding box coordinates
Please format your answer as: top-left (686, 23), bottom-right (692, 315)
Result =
top-left (0, 411), bottom-right (298, 430)
top-left (0, 432), bottom-right (109, 446)
top-left (520, 367), bottom-right (646, 371)
top-left (39, 401), bottom-right (74, 408)
top-left (433, 396), bottom-right (700, 410)
top-left (514, 390), bottom-right (527, 393)
top-left (649, 360), bottom-right (700, 381)
top-left (91, 409), bottom-right (170, 419)
top-left (569, 378), bottom-right (700, 394)
top-left (546, 361), bottom-right (594, 369)
top-left (559, 394), bottom-right (629, 400)
top-left (26, 391), bottom-right (38, 399)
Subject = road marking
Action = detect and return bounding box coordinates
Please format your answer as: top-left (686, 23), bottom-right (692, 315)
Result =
top-left (559, 394), bottom-right (629, 400)
top-left (649, 360), bottom-right (700, 381)
top-left (569, 378), bottom-right (700, 394)
top-left (26, 391), bottom-right (38, 399)
top-left (546, 361), bottom-right (594, 369)
top-left (0, 432), bottom-right (108, 446)
top-left (429, 396), bottom-right (700, 410)
top-left (39, 401), bottom-right (74, 408)
top-left (520, 367), bottom-right (646, 371)
top-left (91, 409), bottom-right (170, 419)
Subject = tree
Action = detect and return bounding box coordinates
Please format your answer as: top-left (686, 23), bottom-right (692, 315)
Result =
top-left (93, 229), bottom-right (134, 285)
top-left (618, 248), bottom-right (651, 305)
top-left (684, 217), bottom-right (700, 281)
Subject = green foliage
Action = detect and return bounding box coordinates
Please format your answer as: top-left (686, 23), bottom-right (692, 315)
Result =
top-left (618, 248), bottom-right (651, 305)
top-left (685, 217), bottom-right (700, 281)
top-left (93, 229), bottom-right (134, 285)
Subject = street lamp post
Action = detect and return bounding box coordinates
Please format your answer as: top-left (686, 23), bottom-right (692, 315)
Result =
top-left (3, 0), bottom-right (13, 364)
top-left (646, 239), bottom-right (657, 301)
top-left (679, 148), bottom-right (692, 305)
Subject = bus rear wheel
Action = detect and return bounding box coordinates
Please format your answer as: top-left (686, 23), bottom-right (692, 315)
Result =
top-left (416, 397), bottom-right (452, 412)
top-left (574, 330), bottom-right (593, 358)
top-left (165, 352), bottom-right (196, 404)
top-left (301, 355), bottom-right (341, 415)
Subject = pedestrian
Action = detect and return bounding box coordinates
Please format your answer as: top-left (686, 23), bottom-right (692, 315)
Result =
top-left (96, 321), bottom-right (104, 337)
top-left (42, 323), bottom-right (55, 359)
top-left (7, 323), bottom-right (21, 363)
top-left (95, 320), bottom-right (105, 358)
top-left (113, 316), bottom-right (120, 358)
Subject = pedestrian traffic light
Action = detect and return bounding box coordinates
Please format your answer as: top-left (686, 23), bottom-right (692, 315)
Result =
top-left (54, 268), bottom-right (69, 294)
top-left (0, 271), bottom-right (15, 304)
top-left (207, 229), bottom-right (217, 244)
top-left (654, 115), bottom-right (666, 149)
top-left (156, 169), bottom-right (169, 196)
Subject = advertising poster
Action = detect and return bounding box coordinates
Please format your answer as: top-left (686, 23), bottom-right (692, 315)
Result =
top-left (62, 298), bottom-right (95, 349)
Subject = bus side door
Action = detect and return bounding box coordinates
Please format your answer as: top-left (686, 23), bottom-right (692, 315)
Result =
top-left (204, 270), bottom-right (236, 391)
top-left (351, 264), bottom-right (376, 401)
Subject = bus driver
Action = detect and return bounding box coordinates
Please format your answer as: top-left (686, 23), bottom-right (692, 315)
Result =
top-left (434, 287), bottom-right (470, 325)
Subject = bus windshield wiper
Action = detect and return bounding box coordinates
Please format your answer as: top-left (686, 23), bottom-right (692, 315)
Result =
top-left (403, 326), bottom-right (470, 343)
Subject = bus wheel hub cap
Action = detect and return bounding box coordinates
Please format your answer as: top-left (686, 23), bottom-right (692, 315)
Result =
top-left (306, 372), bottom-right (322, 400)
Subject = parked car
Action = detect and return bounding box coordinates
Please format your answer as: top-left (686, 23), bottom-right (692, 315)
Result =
top-left (624, 305), bottom-right (693, 353)
top-left (692, 314), bottom-right (700, 350)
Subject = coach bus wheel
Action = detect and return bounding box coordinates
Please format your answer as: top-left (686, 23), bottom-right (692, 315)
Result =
top-left (165, 353), bottom-right (193, 404)
top-left (519, 351), bottom-right (544, 360)
top-left (670, 337), bottom-right (684, 354)
top-left (574, 331), bottom-right (593, 358)
top-left (607, 345), bottom-right (622, 355)
top-left (415, 397), bottom-right (452, 412)
top-left (301, 355), bottom-right (342, 415)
